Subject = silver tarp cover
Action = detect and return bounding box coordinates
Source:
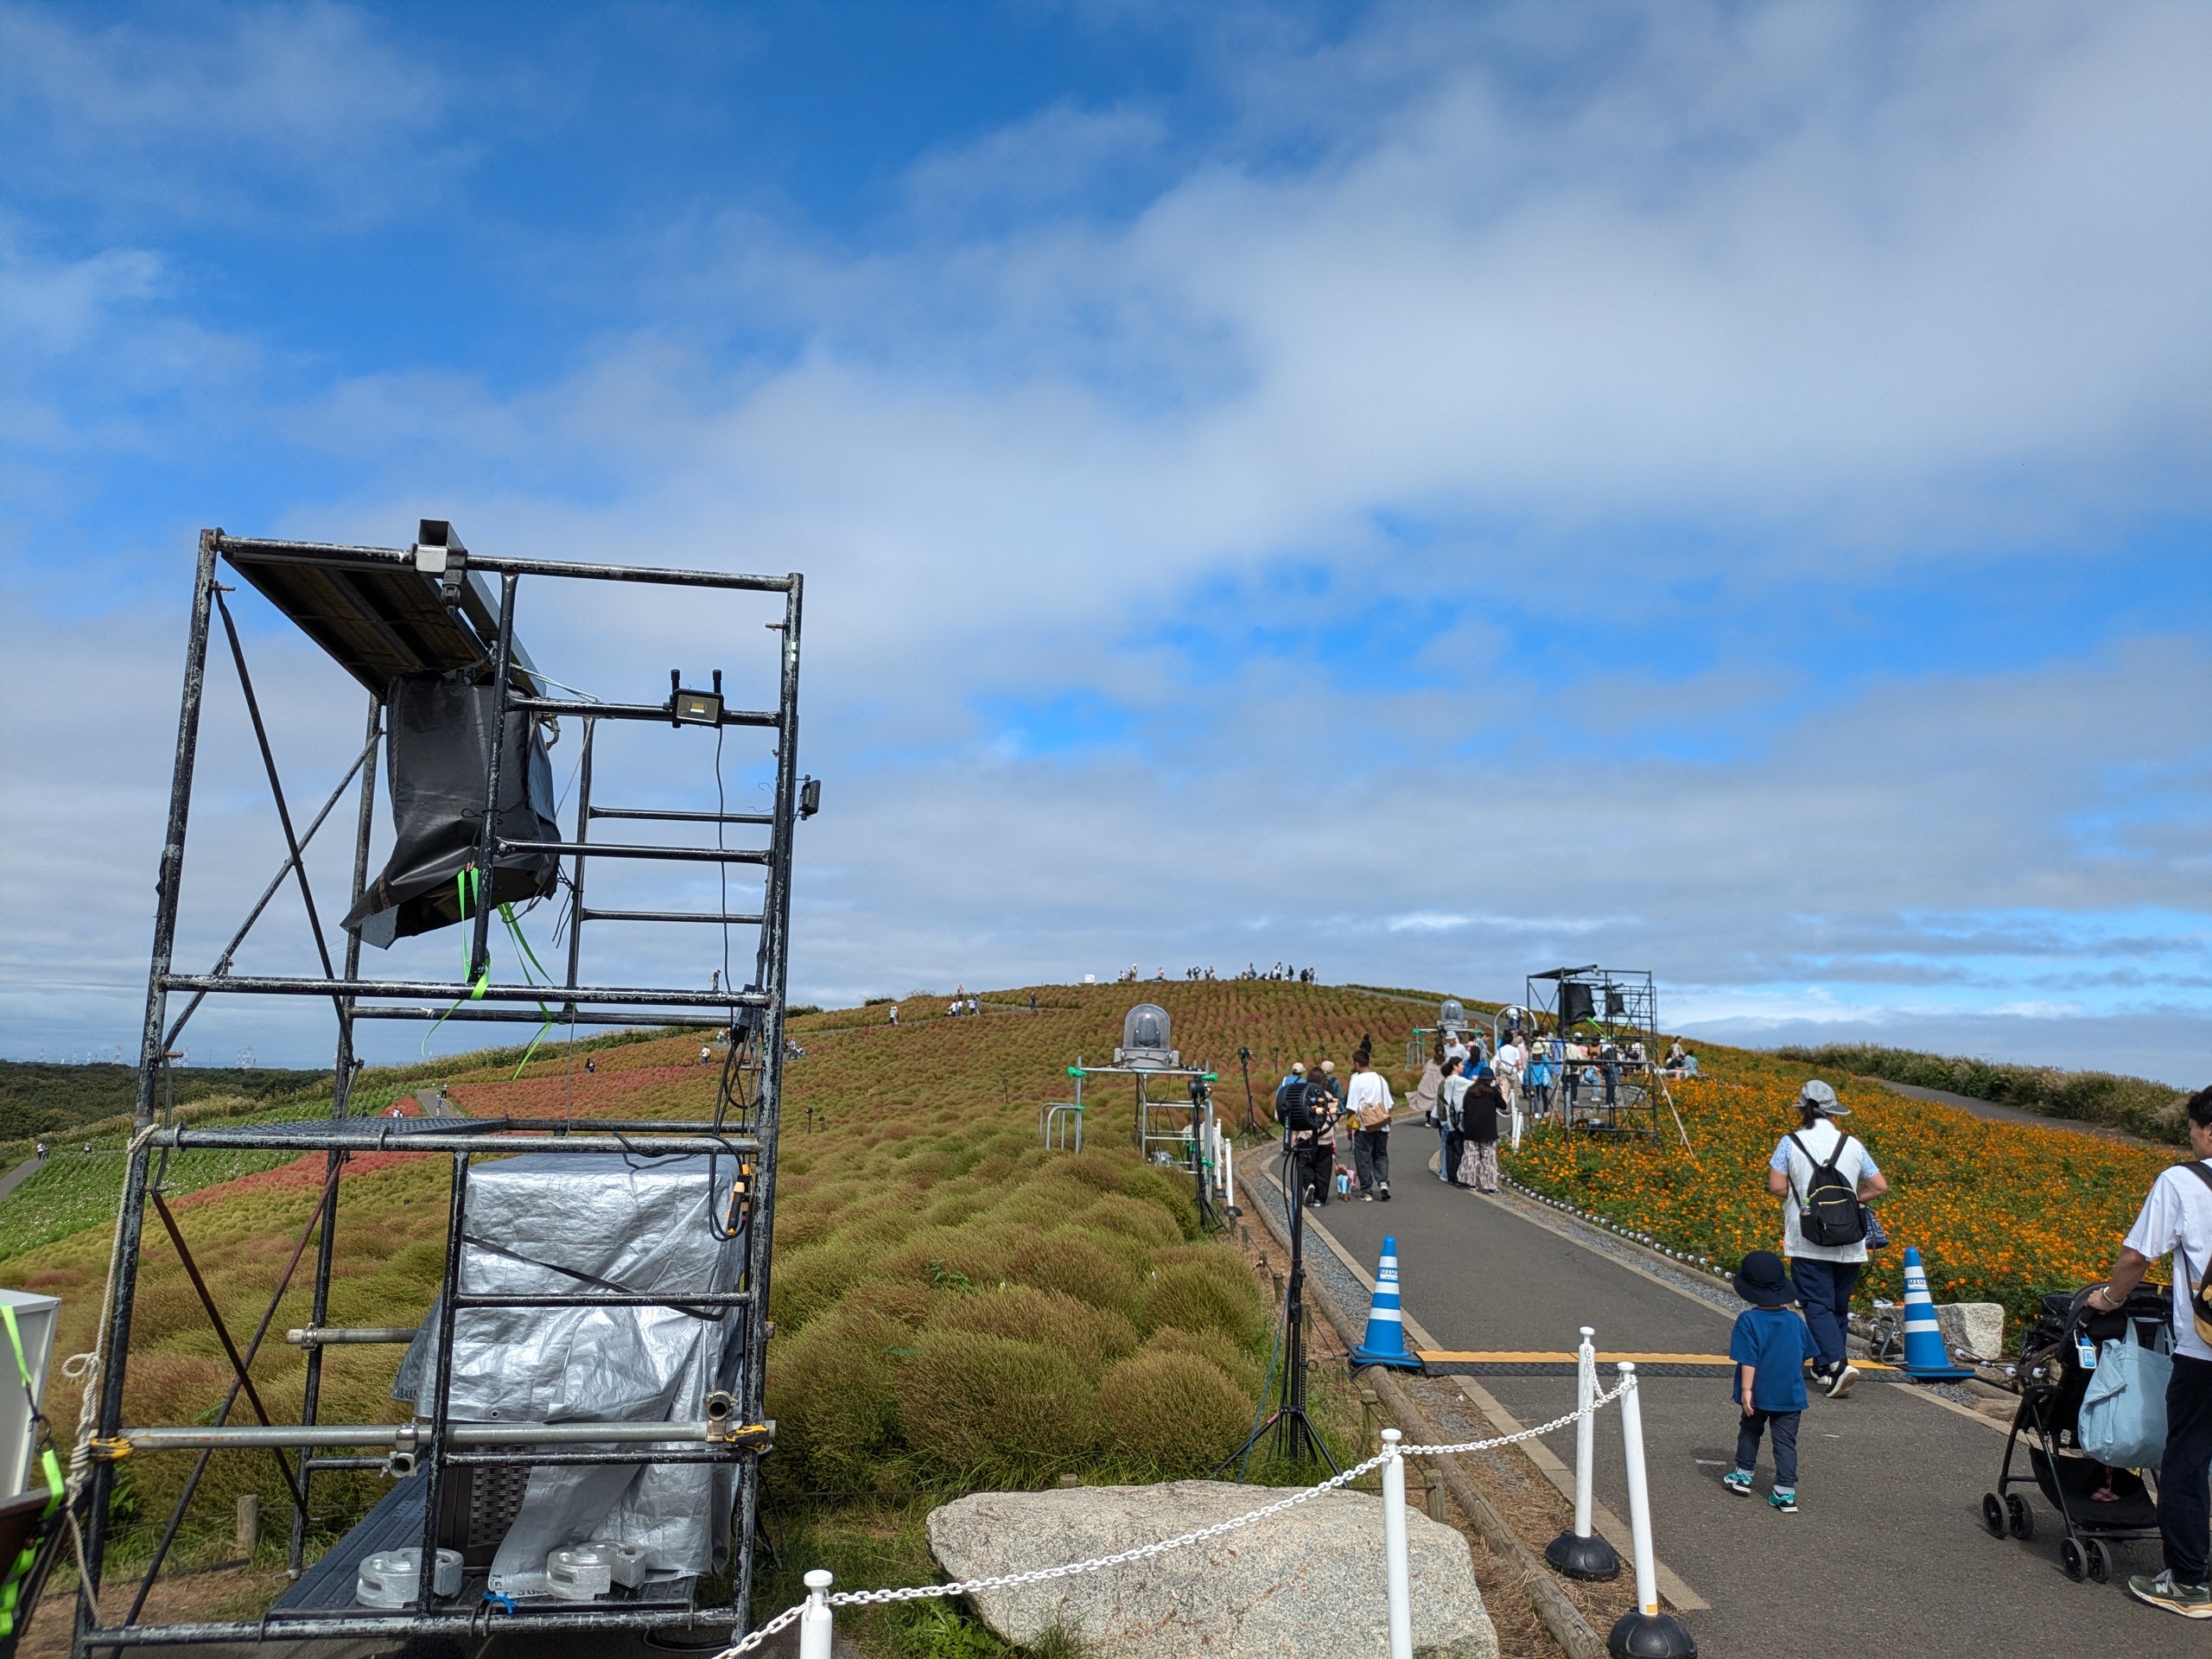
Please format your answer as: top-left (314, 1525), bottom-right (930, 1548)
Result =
top-left (393, 1153), bottom-right (746, 1595)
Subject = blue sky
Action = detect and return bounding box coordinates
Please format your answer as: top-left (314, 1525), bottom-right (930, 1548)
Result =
top-left (4, 1), bottom-right (2211, 1080)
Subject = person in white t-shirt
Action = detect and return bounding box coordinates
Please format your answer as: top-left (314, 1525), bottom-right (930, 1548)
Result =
top-left (1344, 1054), bottom-right (1394, 1201)
top-left (1493, 1034), bottom-right (1524, 1128)
top-left (2085, 1087), bottom-right (2212, 1619)
top-left (1764, 1080), bottom-right (1885, 1400)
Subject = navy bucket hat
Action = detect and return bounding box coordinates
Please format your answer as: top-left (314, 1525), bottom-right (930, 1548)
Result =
top-left (1732, 1249), bottom-right (1796, 1308)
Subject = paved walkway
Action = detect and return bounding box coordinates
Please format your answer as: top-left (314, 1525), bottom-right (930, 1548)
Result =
top-left (1867, 1077), bottom-right (2162, 1147)
top-left (1307, 1159), bottom-right (2184, 1656)
top-left (0, 1153), bottom-right (43, 1203)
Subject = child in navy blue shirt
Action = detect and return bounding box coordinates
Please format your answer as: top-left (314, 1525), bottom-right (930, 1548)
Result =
top-left (1725, 1249), bottom-right (1820, 1512)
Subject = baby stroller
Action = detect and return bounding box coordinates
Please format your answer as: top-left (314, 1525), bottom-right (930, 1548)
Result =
top-left (1981, 1283), bottom-right (2171, 1582)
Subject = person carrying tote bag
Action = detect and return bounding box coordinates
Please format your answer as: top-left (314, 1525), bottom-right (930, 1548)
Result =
top-left (2084, 1085), bottom-right (2212, 1620)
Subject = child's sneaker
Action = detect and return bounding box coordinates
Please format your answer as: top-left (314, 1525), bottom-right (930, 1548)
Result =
top-left (1769, 1488), bottom-right (1797, 1514)
top-left (1721, 1469), bottom-right (1754, 1497)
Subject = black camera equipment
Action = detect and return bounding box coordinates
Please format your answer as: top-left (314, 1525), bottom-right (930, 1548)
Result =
top-left (1222, 1120), bottom-right (1338, 1478)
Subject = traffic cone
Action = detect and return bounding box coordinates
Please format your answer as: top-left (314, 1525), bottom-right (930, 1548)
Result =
top-left (1351, 1235), bottom-right (1422, 1371)
top-left (1897, 1245), bottom-right (1973, 1381)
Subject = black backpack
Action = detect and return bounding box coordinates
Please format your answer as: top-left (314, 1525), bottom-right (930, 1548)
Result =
top-left (1787, 1132), bottom-right (1868, 1248)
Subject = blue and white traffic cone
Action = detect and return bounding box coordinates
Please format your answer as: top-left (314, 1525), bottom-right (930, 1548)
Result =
top-left (1898, 1245), bottom-right (1973, 1381)
top-left (1351, 1235), bottom-right (1423, 1371)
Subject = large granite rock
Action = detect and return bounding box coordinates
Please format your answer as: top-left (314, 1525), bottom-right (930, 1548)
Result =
top-left (1935, 1302), bottom-right (2005, 1362)
top-left (926, 1479), bottom-right (1497, 1658)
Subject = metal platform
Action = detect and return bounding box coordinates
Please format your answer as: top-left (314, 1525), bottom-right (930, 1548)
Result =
top-left (276, 1476), bottom-right (696, 1618)
top-left (71, 526), bottom-right (808, 1655)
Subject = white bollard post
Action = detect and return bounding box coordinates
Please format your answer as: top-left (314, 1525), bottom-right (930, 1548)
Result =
top-left (1544, 1329), bottom-right (1620, 1580)
top-left (1606, 1362), bottom-right (1695, 1656)
top-left (798, 1567), bottom-right (834, 1659)
top-left (1380, 1428), bottom-right (1414, 1659)
top-left (1573, 1327), bottom-right (1597, 1536)
top-left (1618, 1363), bottom-right (1659, 1615)
top-left (1223, 1134), bottom-right (1235, 1204)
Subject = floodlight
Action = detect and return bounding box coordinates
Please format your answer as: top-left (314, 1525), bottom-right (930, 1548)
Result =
top-left (799, 777), bottom-right (822, 819)
top-left (670, 668), bottom-right (724, 728)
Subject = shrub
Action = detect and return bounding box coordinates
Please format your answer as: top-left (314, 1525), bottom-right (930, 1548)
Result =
top-left (1005, 1232), bottom-right (1144, 1322)
top-left (840, 1279), bottom-right (933, 1330)
top-left (766, 1305), bottom-right (908, 1494)
top-left (1141, 1325), bottom-right (1263, 1396)
top-left (896, 1330), bottom-right (1097, 1483)
top-left (771, 1240), bottom-right (874, 1335)
top-left (878, 1224), bottom-right (1018, 1292)
top-left (1077, 1193), bottom-right (1182, 1250)
top-left (1142, 1255), bottom-right (1265, 1345)
top-left (1099, 1350), bottom-right (1253, 1472)
top-left (934, 1285), bottom-right (1138, 1377)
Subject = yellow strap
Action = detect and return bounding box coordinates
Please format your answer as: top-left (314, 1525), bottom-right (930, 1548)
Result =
top-left (0, 1307), bottom-right (58, 1511)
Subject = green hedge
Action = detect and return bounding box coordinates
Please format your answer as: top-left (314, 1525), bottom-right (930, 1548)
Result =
top-left (1777, 1043), bottom-right (2189, 1144)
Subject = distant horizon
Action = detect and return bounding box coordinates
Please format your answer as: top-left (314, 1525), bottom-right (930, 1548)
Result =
top-left (5, 975), bottom-right (2197, 1091)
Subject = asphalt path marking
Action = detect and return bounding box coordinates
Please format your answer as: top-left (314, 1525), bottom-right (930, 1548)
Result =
top-left (1453, 1376), bottom-right (1711, 1613)
top-left (1258, 1169), bottom-right (1446, 1350)
top-left (1263, 1169), bottom-right (1711, 1613)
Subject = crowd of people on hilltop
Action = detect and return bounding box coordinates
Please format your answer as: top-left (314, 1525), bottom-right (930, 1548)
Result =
top-left (1113, 963), bottom-right (1320, 983)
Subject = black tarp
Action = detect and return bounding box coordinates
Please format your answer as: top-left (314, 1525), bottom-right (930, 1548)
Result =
top-left (343, 675), bottom-right (561, 947)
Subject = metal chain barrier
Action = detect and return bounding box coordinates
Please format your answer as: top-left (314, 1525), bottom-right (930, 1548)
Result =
top-left (711, 1378), bottom-right (1630, 1656)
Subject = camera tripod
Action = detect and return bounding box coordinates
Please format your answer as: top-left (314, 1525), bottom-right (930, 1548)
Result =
top-left (1222, 1143), bottom-right (1339, 1478)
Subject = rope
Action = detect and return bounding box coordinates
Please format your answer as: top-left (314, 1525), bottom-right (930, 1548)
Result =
top-left (710, 1378), bottom-right (1630, 1656)
top-left (55, 1122), bottom-right (158, 1627)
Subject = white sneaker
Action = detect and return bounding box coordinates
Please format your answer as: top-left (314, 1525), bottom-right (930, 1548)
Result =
top-left (1824, 1363), bottom-right (1858, 1400)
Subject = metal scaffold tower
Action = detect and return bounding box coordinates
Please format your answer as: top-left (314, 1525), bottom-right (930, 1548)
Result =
top-left (67, 523), bottom-right (808, 1652)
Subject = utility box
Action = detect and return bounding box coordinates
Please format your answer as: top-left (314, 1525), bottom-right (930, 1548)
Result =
top-left (0, 1289), bottom-right (58, 1497)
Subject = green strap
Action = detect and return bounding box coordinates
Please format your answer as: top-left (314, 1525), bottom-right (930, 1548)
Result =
top-left (498, 903), bottom-right (556, 1078)
top-left (0, 1306), bottom-right (62, 1638)
top-left (421, 868), bottom-right (493, 1059)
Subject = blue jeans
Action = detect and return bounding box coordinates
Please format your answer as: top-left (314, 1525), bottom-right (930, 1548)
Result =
top-left (1789, 1257), bottom-right (1860, 1370)
top-left (1735, 1408), bottom-right (1800, 1489)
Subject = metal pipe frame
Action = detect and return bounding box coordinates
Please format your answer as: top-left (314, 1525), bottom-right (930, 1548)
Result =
top-left (347, 1006), bottom-right (734, 1028)
top-left (496, 839), bottom-right (770, 864)
top-left (149, 1128), bottom-right (760, 1154)
top-left (578, 909), bottom-right (766, 925)
top-left (158, 974), bottom-right (769, 1007)
top-left (295, 691), bottom-right (381, 1572)
top-left (86, 531), bottom-right (804, 1656)
top-left (211, 534), bottom-right (795, 592)
top-left (508, 695), bottom-right (779, 728)
top-left (81, 1603), bottom-right (754, 1647)
top-left (588, 807), bottom-right (775, 825)
top-left (286, 1326), bottom-right (419, 1347)
top-left (117, 1419), bottom-right (771, 1452)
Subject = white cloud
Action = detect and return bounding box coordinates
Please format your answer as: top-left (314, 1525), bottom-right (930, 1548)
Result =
top-left (0, 1), bottom-right (455, 224)
top-left (5, 2), bottom-right (2212, 1069)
